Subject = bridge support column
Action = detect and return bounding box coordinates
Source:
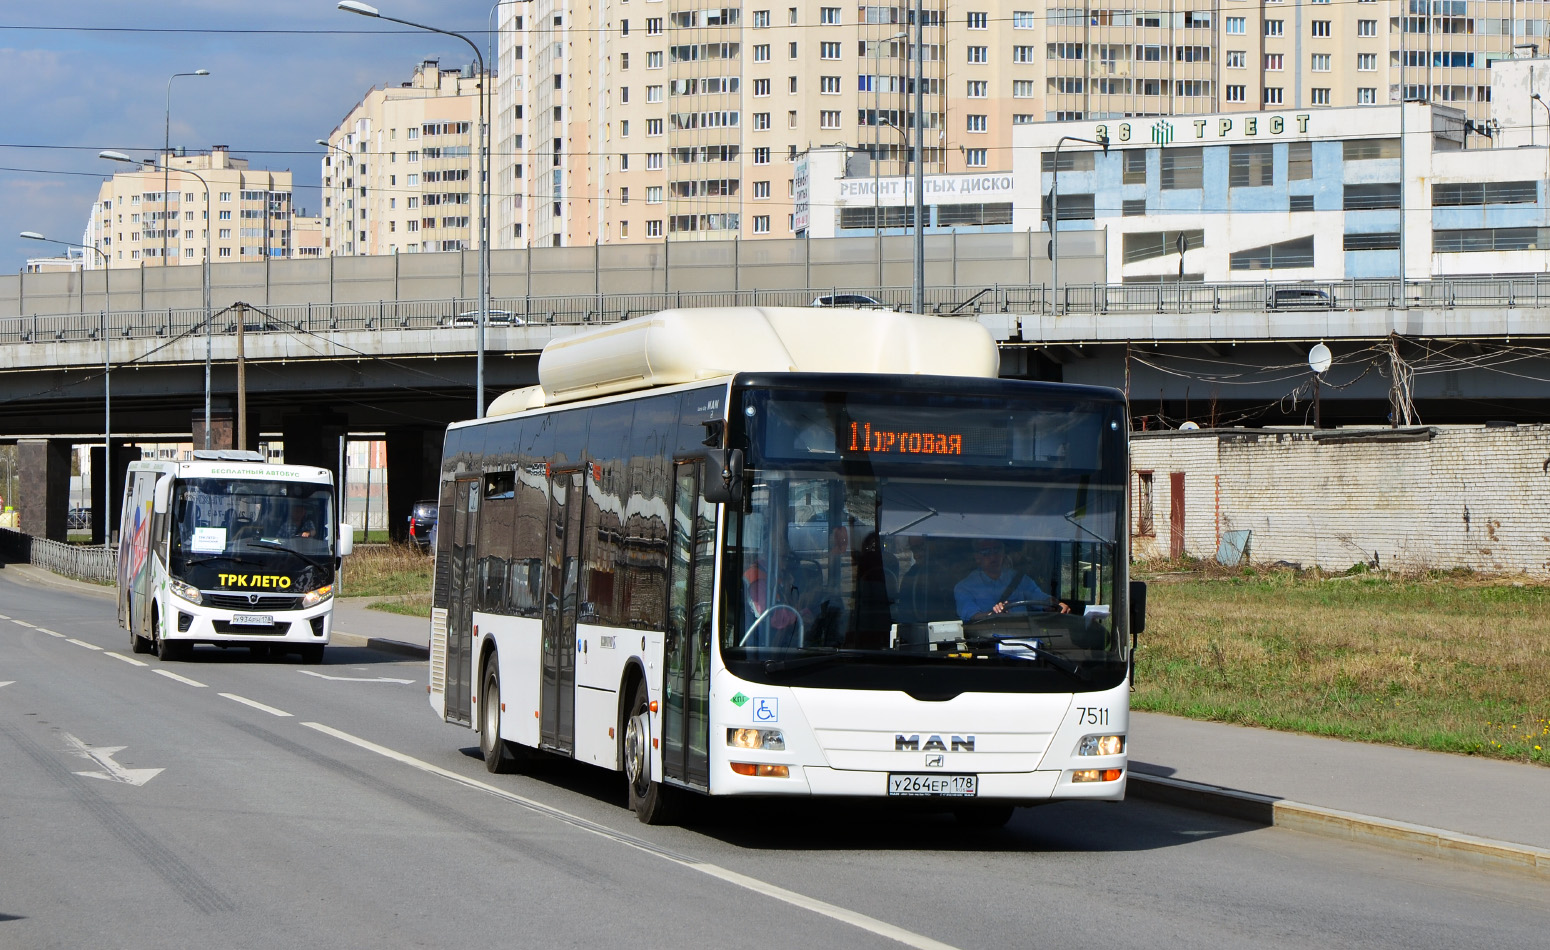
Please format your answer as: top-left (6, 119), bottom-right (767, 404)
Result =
top-left (386, 426), bottom-right (443, 543)
top-left (89, 440), bottom-right (137, 545)
top-left (192, 404), bottom-right (235, 452)
top-left (16, 439), bottom-right (71, 542)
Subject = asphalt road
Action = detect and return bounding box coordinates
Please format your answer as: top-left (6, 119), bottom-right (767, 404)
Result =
top-left (1, 565), bottom-right (1544, 950)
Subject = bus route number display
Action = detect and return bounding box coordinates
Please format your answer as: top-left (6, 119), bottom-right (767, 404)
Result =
top-left (847, 421), bottom-right (962, 456)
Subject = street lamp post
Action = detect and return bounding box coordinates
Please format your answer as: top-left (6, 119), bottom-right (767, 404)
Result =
top-left (101, 150), bottom-right (213, 447)
top-left (20, 231), bottom-right (112, 545)
top-left (316, 138), bottom-right (358, 255)
top-left (340, 0), bottom-right (490, 418)
top-left (872, 30), bottom-right (908, 285)
top-left (911, 0), bottom-right (925, 314)
top-left (1049, 133), bottom-right (1109, 315)
top-left (1533, 94), bottom-right (1550, 185)
top-left (163, 69), bottom-right (210, 267)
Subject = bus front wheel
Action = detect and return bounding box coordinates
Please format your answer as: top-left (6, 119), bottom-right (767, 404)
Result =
top-left (480, 657), bottom-right (523, 774)
top-left (624, 679), bottom-right (680, 825)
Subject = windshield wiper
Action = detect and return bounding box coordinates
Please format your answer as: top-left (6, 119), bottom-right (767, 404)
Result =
top-left (981, 637), bottom-right (1089, 682)
top-left (179, 553), bottom-right (243, 565)
top-left (763, 648), bottom-right (929, 673)
top-left (249, 539), bottom-right (332, 570)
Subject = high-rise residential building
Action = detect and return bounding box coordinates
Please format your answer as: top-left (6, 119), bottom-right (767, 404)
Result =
top-left (320, 58), bottom-right (485, 257)
top-left (83, 147), bottom-right (295, 269)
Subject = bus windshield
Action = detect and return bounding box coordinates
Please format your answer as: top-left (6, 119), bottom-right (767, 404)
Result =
top-left (721, 385), bottom-right (1130, 693)
top-left (168, 478), bottom-right (335, 591)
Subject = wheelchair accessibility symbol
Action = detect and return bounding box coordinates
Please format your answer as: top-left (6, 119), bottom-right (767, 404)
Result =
top-left (752, 698), bottom-right (778, 723)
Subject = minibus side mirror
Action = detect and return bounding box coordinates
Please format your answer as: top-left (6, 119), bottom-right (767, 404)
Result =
top-left (703, 448), bottom-right (744, 506)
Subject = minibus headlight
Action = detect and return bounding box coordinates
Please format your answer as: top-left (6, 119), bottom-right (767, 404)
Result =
top-left (1077, 735), bottom-right (1125, 756)
top-left (302, 584), bottom-right (334, 608)
top-left (170, 578), bottom-right (202, 605)
top-left (728, 728), bottom-right (785, 751)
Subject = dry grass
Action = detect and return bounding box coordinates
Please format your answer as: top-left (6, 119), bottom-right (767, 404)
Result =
top-left (1134, 559), bottom-right (1550, 765)
top-left (338, 543), bottom-right (433, 598)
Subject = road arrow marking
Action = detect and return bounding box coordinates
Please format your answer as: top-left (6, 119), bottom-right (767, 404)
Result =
top-left (64, 733), bottom-right (163, 787)
top-left (298, 670), bottom-right (416, 684)
top-left (153, 669), bottom-right (207, 688)
top-left (219, 693), bottom-right (293, 717)
top-left (67, 638), bottom-right (103, 651)
top-left (0, 681), bottom-right (13, 688)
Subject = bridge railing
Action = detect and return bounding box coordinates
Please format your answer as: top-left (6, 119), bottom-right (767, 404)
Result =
top-left (4, 276), bottom-right (1550, 343)
top-left (0, 528), bottom-right (115, 585)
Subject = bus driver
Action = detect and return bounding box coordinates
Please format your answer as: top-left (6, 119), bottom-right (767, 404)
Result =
top-left (954, 539), bottom-right (1069, 622)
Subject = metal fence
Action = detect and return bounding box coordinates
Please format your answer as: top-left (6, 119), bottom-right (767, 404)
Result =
top-left (3, 276), bottom-right (1548, 346)
top-left (0, 528), bottom-right (115, 584)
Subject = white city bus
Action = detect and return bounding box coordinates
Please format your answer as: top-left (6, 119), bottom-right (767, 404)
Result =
top-left (118, 450), bottom-right (354, 662)
top-left (428, 308), bottom-right (1145, 825)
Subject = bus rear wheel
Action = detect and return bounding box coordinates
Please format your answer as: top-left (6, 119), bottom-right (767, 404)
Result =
top-left (623, 679), bottom-right (680, 825)
top-left (480, 657), bottom-right (523, 774)
top-left (129, 600), bottom-right (151, 654)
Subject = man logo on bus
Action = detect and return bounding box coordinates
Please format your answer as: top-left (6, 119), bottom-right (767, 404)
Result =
top-left (895, 734), bottom-right (976, 752)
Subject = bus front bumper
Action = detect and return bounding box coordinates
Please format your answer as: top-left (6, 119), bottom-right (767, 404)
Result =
top-left (161, 603), bottom-right (332, 646)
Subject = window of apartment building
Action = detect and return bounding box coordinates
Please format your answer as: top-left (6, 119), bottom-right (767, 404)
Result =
top-left (1312, 53), bottom-right (1331, 72)
top-left (1226, 15), bottom-right (1245, 34)
top-left (967, 114), bottom-right (987, 132)
top-left (1013, 80), bottom-right (1036, 98)
top-left (1288, 142), bottom-right (1313, 180)
top-left (620, 187), bottom-right (630, 205)
top-left (754, 78), bottom-right (771, 97)
top-left (754, 215), bottom-right (771, 233)
top-left (1123, 199), bottom-right (1147, 216)
top-left (646, 186), bottom-right (663, 204)
top-left (754, 147), bottom-right (771, 164)
top-left (219, 228), bottom-right (232, 239)
top-left (406, 128), bottom-right (418, 140)
top-left (1344, 182), bottom-right (1401, 210)
top-left (1052, 76), bottom-right (1085, 93)
top-left (647, 118), bottom-right (663, 136)
top-left (820, 110), bottom-right (841, 129)
top-left (1358, 53), bottom-right (1377, 71)
top-left (966, 11), bottom-right (987, 29)
top-left (219, 247), bottom-right (232, 257)
top-left (788, 111), bottom-right (798, 129)
top-left (821, 76), bottom-right (841, 93)
top-left (620, 120), bottom-right (631, 137)
top-left (1433, 181), bottom-right (1539, 206)
top-left (1230, 144), bottom-right (1274, 187)
top-left (966, 46), bottom-right (987, 63)
top-left (1264, 87), bottom-right (1284, 105)
top-left (1311, 88), bottom-right (1331, 105)
top-left (966, 80), bottom-right (987, 98)
top-left (754, 112), bottom-right (771, 129)
top-left (220, 192), bottom-right (232, 202)
top-left (965, 148), bottom-right (987, 167)
top-left (789, 76), bottom-right (798, 92)
top-left (1344, 231), bottom-right (1399, 251)
top-left (1013, 46), bottom-right (1035, 63)
top-left (1358, 88), bottom-right (1377, 104)
top-left (1013, 11), bottom-right (1036, 29)
top-left (620, 86), bottom-right (630, 104)
top-left (647, 85), bottom-right (663, 102)
top-left (790, 42), bottom-right (799, 58)
top-left (647, 220), bottom-right (662, 237)
top-left (1311, 20), bottom-right (1330, 37)
top-left (753, 180), bottom-right (771, 199)
top-left (1176, 80), bottom-right (1210, 97)
top-left (1138, 45), bottom-right (1164, 61)
top-left (1290, 194), bottom-right (1315, 212)
top-left (1226, 50), bottom-right (1245, 68)
top-left (1265, 20), bottom-right (1283, 36)
top-left (646, 152), bottom-right (663, 170)
top-left (753, 44), bottom-right (770, 62)
top-left (1161, 148), bottom-right (1203, 190)
top-left (789, 7), bottom-right (798, 23)
top-left (646, 17), bottom-right (662, 33)
top-left (820, 41), bottom-right (841, 59)
top-left (219, 210), bottom-right (232, 220)
top-left (621, 19), bottom-right (629, 35)
top-left (821, 7), bottom-right (840, 24)
top-left (753, 9), bottom-right (770, 27)
top-left (1123, 149), bottom-right (1147, 184)
top-left (1230, 235), bottom-right (1314, 270)
top-left (647, 51), bottom-right (663, 68)
top-left (1265, 54), bottom-right (1283, 71)
top-left (1050, 43), bottom-right (1084, 60)
top-left (1358, 19), bottom-right (1376, 35)
top-left (1013, 114), bottom-right (1036, 124)
top-left (408, 151), bottom-right (419, 162)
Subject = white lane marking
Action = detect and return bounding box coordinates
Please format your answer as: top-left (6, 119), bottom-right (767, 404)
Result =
top-left (300, 722), bottom-right (962, 950)
top-left (106, 653), bottom-right (149, 668)
top-left (153, 669), bottom-right (207, 688)
top-left (43, 630), bottom-right (67, 639)
top-left (297, 670), bottom-right (416, 684)
top-left (63, 733), bottom-right (164, 787)
top-left (0, 613), bottom-right (9, 619)
top-left (0, 681), bottom-right (13, 688)
top-left (12, 620), bottom-right (36, 628)
top-left (219, 693), bottom-right (293, 718)
top-left (67, 638), bottom-right (104, 652)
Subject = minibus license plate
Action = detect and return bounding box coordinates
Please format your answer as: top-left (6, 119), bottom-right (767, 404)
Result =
top-left (231, 613), bottom-right (274, 626)
top-left (888, 773), bottom-right (977, 797)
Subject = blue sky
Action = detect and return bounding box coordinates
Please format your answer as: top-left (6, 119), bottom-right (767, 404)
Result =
top-left (3, 0), bottom-right (503, 272)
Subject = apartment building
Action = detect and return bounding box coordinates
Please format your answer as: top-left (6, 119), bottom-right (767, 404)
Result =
top-left (320, 59), bottom-right (485, 256)
top-left (83, 147), bottom-right (294, 270)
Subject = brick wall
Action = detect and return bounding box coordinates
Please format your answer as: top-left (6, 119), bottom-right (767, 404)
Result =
top-left (1130, 426), bottom-right (1550, 575)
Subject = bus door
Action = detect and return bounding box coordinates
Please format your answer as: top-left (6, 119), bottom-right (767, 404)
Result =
top-left (541, 469), bottom-right (583, 754)
top-left (662, 461), bottom-right (713, 789)
top-left (446, 476), bottom-right (480, 725)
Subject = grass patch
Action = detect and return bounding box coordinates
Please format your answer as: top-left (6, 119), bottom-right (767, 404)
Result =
top-left (368, 593), bottom-right (433, 618)
top-left (339, 542), bottom-right (433, 597)
top-left (1134, 560), bottom-right (1550, 766)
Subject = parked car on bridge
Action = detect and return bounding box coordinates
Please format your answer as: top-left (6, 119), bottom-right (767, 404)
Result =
top-left (811, 293), bottom-right (885, 308)
top-left (441, 309), bottom-right (523, 328)
top-left (1267, 287), bottom-right (1334, 310)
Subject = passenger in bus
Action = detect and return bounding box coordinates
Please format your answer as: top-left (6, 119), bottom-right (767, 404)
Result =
top-left (954, 539), bottom-right (1069, 622)
top-left (896, 535), bottom-right (955, 623)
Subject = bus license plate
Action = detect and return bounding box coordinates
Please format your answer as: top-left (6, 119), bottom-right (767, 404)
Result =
top-left (231, 613), bottom-right (274, 626)
top-left (888, 774), bottom-right (978, 797)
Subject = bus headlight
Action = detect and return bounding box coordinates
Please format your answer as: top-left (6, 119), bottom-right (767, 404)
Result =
top-left (170, 578), bottom-right (202, 605)
top-left (302, 584), bottom-right (334, 608)
top-left (1077, 735), bottom-right (1125, 756)
top-left (728, 728), bottom-right (785, 751)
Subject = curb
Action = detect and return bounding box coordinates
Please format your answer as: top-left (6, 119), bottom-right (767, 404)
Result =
top-left (330, 630), bottom-right (429, 660)
top-left (1129, 772), bottom-right (1550, 880)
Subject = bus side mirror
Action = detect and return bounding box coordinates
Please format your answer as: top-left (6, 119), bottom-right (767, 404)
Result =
top-left (703, 448), bottom-right (744, 506)
top-left (338, 523), bottom-right (355, 557)
top-left (152, 475), bottom-right (173, 515)
top-left (1128, 580), bottom-right (1147, 636)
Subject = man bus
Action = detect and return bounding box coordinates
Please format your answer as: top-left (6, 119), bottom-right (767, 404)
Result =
top-left (118, 450), bottom-right (354, 662)
top-left (428, 307), bottom-right (1144, 826)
